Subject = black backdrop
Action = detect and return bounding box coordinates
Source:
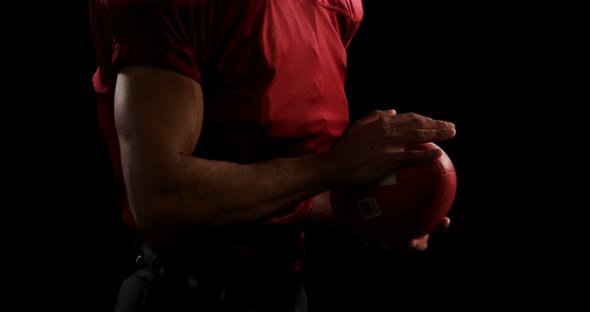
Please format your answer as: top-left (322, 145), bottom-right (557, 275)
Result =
top-left (2, 0), bottom-right (589, 309)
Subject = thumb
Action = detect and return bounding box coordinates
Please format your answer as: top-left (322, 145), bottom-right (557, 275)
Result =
top-left (434, 217), bottom-right (451, 232)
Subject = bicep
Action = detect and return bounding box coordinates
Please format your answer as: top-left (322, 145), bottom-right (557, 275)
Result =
top-left (114, 65), bottom-right (204, 192)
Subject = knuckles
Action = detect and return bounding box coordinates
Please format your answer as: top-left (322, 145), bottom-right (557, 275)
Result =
top-left (358, 111), bottom-right (434, 138)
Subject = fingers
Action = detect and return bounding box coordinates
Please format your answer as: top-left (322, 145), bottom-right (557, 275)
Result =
top-left (408, 236), bottom-right (429, 251)
top-left (379, 112), bottom-right (456, 146)
top-left (362, 218), bottom-right (451, 255)
top-left (381, 109), bottom-right (397, 118)
top-left (384, 112), bottom-right (455, 130)
top-left (359, 109), bottom-right (397, 124)
top-left (391, 128), bottom-right (456, 146)
top-left (389, 148), bottom-right (443, 165)
top-left (435, 217), bottom-right (451, 232)
top-left (407, 218), bottom-right (450, 251)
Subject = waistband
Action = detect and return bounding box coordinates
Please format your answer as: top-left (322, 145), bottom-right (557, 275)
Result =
top-left (134, 244), bottom-right (303, 288)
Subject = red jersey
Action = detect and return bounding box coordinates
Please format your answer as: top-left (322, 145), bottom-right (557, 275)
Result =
top-left (89, 0), bottom-right (363, 277)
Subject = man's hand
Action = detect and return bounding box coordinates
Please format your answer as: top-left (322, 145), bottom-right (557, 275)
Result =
top-left (363, 217), bottom-right (451, 253)
top-left (406, 217), bottom-right (450, 251)
top-left (327, 110), bottom-right (456, 187)
top-left (310, 192), bottom-right (451, 253)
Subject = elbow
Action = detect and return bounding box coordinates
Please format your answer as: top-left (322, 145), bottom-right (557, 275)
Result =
top-left (127, 191), bottom-right (168, 232)
top-left (125, 178), bottom-right (185, 231)
top-left (128, 195), bottom-right (191, 232)
top-left (123, 163), bottom-right (191, 230)
top-left (127, 185), bottom-right (227, 231)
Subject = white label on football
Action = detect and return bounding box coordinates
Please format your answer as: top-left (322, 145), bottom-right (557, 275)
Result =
top-left (357, 197), bottom-right (383, 220)
top-left (379, 172), bottom-right (397, 186)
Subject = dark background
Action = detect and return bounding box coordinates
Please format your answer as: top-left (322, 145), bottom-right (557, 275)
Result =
top-left (2, 0), bottom-right (589, 309)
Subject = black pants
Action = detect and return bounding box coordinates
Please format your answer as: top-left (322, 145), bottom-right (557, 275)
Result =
top-left (114, 246), bottom-right (308, 312)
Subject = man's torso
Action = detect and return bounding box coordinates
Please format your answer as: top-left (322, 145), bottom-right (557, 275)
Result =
top-left (90, 0), bottom-right (364, 276)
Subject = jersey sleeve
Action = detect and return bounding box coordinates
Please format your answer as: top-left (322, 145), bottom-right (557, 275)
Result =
top-left (340, 0), bottom-right (364, 49)
top-left (98, 0), bottom-right (202, 84)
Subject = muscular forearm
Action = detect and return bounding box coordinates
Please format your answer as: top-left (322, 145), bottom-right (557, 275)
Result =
top-left (135, 152), bottom-right (338, 230)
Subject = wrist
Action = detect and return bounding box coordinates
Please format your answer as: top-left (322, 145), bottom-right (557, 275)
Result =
top-left (314, 150), bottom-right (344, 189)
